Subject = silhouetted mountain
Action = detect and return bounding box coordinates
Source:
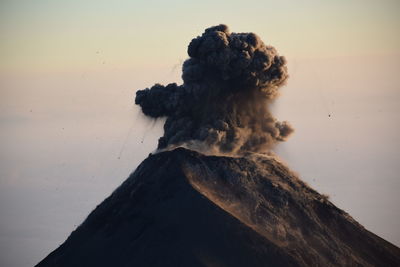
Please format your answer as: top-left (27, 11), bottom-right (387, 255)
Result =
top-left (36, 148), bottom-right (400, 267)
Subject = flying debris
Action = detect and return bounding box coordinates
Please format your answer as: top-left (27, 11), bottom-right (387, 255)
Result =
top-left (36, 25), bottom-right (400, 267)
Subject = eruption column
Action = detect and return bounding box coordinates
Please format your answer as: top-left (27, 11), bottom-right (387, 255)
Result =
top-left (135, 24), bottom-right (293, 154)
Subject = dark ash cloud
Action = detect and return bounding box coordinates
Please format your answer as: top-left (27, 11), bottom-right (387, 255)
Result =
top-left (135, 24), bottom-right (293, 154)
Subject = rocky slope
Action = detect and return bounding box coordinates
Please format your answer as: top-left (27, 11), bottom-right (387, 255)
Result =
top-left (36, 148), bottom-right (400, 267)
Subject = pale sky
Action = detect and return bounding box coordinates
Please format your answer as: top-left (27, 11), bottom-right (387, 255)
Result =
top-left (1, 1), bottom-right (400, 266)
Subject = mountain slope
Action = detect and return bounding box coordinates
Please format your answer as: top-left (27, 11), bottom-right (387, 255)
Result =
top-left (36, 148), bottom-right (400, 267)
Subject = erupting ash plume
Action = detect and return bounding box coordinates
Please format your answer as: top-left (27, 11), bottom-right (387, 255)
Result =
top-left (135, 24), bottom-right (293, 154)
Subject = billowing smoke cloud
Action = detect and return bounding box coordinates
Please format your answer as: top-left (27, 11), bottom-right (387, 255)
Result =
top-left (135, 24), bottom-right (293, 154)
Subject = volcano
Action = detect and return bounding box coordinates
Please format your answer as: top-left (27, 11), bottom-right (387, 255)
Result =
top-left (36, 148), bottom-right (400, 267)
top-left (37, 24), bottom-right (400, 266)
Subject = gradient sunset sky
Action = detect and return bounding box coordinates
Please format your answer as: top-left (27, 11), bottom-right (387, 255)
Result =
top-left (1, 1), bottom-right (399, 266)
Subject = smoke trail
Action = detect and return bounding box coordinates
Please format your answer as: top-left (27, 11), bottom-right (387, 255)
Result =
top-left (135, 24), bottom-right (293, 154)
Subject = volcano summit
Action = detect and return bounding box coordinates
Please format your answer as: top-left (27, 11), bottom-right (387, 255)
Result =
top-left (37, 25), bottom-right (400, 267)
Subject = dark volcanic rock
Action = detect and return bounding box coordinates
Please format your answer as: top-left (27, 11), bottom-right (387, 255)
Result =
top-left (36, 148), bottom-right (400, 267)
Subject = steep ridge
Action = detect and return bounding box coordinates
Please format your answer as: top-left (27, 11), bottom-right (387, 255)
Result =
top-left (36, 148), bottom-right (400, 267)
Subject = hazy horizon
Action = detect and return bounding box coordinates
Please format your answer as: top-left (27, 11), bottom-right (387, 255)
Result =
top-left (1, 1), bottom-right (399, 266)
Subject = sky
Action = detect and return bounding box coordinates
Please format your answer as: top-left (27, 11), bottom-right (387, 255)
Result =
top-left (1, 1), bottom-right (400, 266)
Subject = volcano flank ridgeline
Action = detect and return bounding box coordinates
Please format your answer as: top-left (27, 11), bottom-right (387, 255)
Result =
top-left (36, 25), bottom-right (400, 267)
top-left (36, 148), bottom-right (400, 267)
